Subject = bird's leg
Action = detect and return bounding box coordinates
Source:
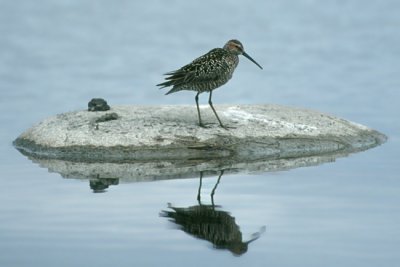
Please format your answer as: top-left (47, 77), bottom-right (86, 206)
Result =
top-left (208, 91), bottom-right (226, 128)
top-left (197, 171), bottom-right (203, 203)
top-left (195, 92), bottom-right (205, 127)
top-left (211, 170), bottom-right (224, 207)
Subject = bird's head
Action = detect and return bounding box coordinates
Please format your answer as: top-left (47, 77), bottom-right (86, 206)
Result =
top-left (223, 39), bottom-right (245, 55)
top-left (223, 39), bottom-right (263, 70)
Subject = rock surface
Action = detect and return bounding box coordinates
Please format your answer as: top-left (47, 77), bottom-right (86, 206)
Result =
top-left (13, 104), bottom-right (386, 181)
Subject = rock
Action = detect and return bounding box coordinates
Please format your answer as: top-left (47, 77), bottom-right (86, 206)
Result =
top-left (13, 104), bottom-right (386, 181)
top-left (90, 178), bottom-right (119, 193)
top-left (88, 98), bottom-right (110, 111)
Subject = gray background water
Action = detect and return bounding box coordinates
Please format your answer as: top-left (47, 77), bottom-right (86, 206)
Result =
top-left (0, 0), bottom-right (399, 266)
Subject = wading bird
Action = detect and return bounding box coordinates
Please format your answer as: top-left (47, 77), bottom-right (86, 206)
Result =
top-left (157, 39), bottom-right (262, 128)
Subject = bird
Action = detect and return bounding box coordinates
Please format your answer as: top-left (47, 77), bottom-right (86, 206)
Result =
top-left (157, 39), bottom-right (262, 128)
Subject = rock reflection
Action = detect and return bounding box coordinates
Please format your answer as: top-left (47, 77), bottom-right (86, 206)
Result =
top-left (161, 171), bottom-right (265, 256)
top-left (89, 177), bottom-right (119, 193)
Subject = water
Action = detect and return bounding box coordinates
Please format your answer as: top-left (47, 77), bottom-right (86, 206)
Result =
top-left (1, 0), bottom-right (399, 266)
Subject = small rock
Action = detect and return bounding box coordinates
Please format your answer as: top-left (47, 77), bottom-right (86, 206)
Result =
top-left (88, 98), bottom-right (110, 111)
top-left (90, 178), bottom-right (119, 193)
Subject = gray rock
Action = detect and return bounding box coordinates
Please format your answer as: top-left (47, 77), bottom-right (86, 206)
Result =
top-left (88, 98), bottom-right (110, 111)
top-left (13, 104), bottom-right (386, 181)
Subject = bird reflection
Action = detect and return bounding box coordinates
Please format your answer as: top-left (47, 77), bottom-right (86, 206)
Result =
top-left (161, 171), bottom-right (265, 256)
top-left (197, 169), bottom-right (224, 205)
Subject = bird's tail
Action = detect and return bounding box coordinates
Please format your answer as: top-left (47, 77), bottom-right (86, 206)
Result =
top-left (157, 69), bottom-right (188, 94)
top-left (164, 87), bottom-right (182, 95)
top-left (156, 80), bottom-right (181, 94)
top-left (156, 79), bottom-right (174, 89)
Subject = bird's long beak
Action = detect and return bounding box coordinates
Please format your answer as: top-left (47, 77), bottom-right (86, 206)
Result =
top-left (245, 226), bottom-right (266, 245)
top-left (242, 51), bottom-right (263, 70)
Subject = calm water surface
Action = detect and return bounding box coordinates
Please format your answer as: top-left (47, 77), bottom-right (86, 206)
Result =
top-left (0, 1), bottom-right (399, 266)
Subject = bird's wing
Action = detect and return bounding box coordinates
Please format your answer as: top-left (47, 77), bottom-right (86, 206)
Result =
top-left (184, 48), bottom-right (229, 82)
top-left (157, 48), bottom-right (230, 89)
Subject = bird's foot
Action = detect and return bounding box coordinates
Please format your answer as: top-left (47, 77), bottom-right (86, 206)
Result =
top-left (219, 124), bottom-right (236, 130)
top-left (198, 123), bottom-right (235, 130)
top-left (198, 123), bottom-right (213, 128)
